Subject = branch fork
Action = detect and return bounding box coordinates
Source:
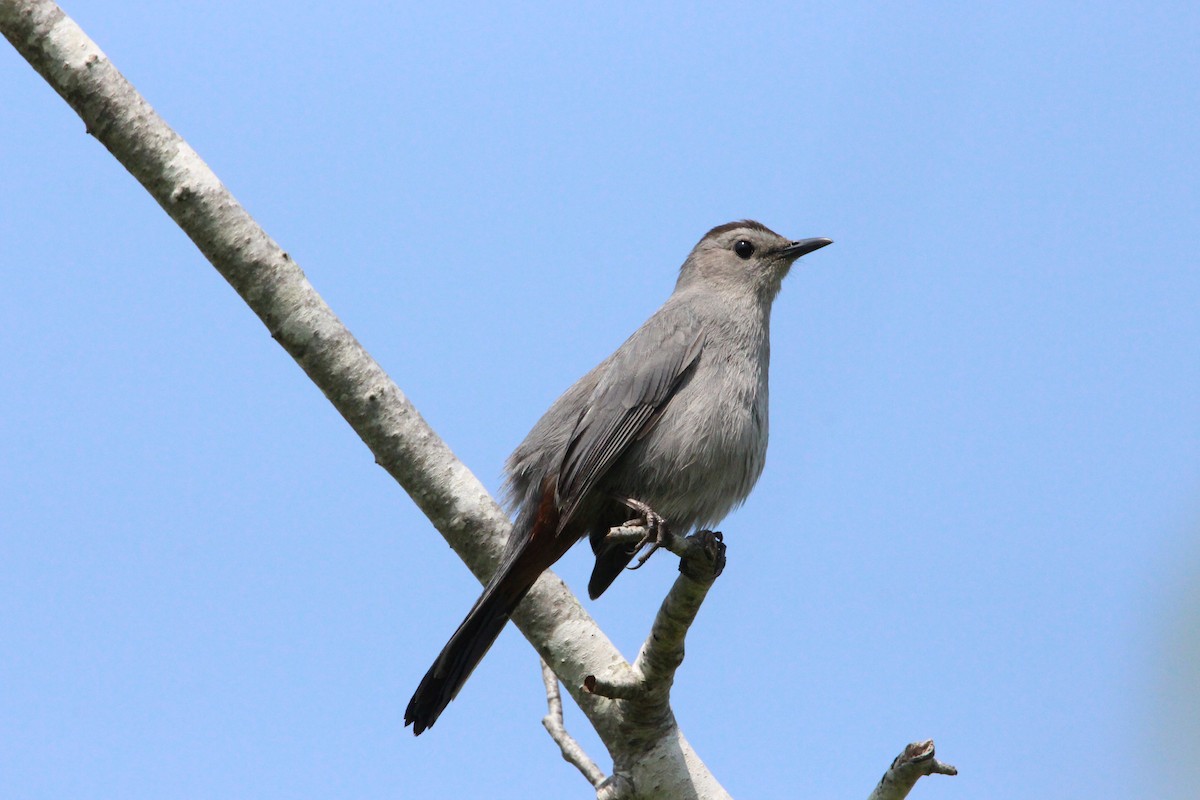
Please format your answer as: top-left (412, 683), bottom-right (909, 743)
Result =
top-left (534, 522), bottom-right (731, 797)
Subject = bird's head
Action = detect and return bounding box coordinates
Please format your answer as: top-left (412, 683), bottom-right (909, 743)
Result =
top-left (677, 220), bottom-right (832, 301)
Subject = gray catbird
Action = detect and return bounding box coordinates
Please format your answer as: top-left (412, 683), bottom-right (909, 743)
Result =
top-left (405, 221), bottom-right (832, 734)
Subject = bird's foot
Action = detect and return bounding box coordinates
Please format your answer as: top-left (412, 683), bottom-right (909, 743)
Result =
top-left (677, 530), bottom-right (726, 583)
top-left (616, 497), bottom-right (672, 570)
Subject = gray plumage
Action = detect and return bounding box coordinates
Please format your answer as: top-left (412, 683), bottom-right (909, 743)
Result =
top-left (405, 221), bottom-right (831, 734)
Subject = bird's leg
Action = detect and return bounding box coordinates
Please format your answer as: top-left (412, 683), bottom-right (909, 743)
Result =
top-left (615, 497), bottom-right (671, 570)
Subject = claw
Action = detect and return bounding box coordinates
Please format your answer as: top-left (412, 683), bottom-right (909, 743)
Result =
top-left (627, 541), bottom-right (661, 570)
top-left (678, 530), bottom-right (726, 582)
top-left (615, 497), bottom-right (669, 570)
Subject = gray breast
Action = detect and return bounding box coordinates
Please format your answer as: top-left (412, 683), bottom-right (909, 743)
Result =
top-left (608, 341), bottom-right (769, 532)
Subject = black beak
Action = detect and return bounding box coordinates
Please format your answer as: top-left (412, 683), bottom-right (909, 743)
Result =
top-left (781, 237), bottom-right (833, 259)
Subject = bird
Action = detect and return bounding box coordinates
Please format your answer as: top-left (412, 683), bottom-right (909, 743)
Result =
top-left (405, 220), bottom-right (832, 734)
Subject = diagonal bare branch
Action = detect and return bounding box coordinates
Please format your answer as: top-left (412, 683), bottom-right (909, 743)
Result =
top-left (0, 3), bottom-right (731, 797)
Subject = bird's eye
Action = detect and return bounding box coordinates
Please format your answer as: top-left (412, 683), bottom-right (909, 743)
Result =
top-left (734, 240), bottom-right (755, 259)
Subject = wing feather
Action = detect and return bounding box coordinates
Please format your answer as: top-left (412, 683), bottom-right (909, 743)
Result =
top-left (556, 312), bottom-right (704, 526)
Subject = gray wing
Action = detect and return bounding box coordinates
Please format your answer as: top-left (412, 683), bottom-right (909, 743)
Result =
top-left (556, 309), bottom-right (704, 527)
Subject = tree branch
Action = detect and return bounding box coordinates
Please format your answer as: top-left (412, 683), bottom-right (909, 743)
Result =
top-left (635, 530), bottom-right (727, 687)
top-left (867, 740), bottom-right (958, 800)
top-left (584, 530), bottom-right (725, 703)
top-left (541, 659), bottom-right (607, 788)
top-left (575, 530), bottom-right (729, 796)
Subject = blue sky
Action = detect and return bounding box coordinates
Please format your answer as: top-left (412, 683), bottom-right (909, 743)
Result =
top-left (2, 2), bottom-right (1198, 798)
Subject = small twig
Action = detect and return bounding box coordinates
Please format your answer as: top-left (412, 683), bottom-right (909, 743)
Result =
top-left (604, 524), bottom-right (651, 548)
top-left (540, 659), bottom-right (607, 788)
top-left (867, 740), bottom-right (958, 800)
top-left (582, 671), bottom-right (644, 700)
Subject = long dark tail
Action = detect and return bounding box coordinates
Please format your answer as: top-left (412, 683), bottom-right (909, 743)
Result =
top-left (403, 561), bottom-right (537, 735)
top-left (405, 483), bottom-right (568, 735)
